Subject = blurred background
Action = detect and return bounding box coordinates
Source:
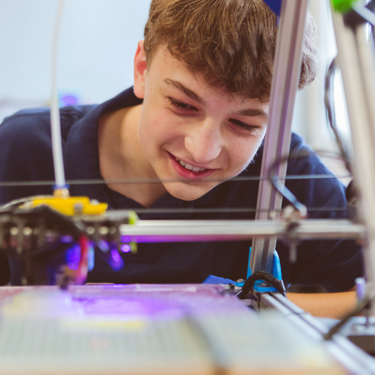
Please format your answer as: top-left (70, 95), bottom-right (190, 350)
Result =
top-left (0, 0), bottom-right (151, 118)
top-left (0, 0), bottom-right (351, 177)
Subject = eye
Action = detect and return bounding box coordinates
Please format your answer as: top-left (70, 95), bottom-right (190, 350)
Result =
top-left (168, 97), bottom-right (198, 112)
top-left (229, 119), bottom-right (261, 134)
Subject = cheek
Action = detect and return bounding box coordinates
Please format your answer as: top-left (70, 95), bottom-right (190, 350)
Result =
top-left (229, 136), bottom-right (264, 170)
top-left (139, 109), bottom-right (182, 150)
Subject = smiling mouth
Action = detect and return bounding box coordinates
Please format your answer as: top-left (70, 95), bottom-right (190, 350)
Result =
top-left (167, 152), bottom-right (216, 178)
top-left (176, 159), bottom-right (207, 173)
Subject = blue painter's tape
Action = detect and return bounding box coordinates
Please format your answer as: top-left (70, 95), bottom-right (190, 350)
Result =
top-left (203, 275), bottom-right (237, 285)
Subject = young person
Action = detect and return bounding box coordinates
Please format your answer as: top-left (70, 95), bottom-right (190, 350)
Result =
top-left (0, 0), bottom-right (363, 317)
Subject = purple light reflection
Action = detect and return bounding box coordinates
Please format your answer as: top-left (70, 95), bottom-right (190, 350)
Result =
top-left (79, 297), bottom-right (186, 319)
top-left (121, 244), bottom-right (131, 253)
top-left (60, 235), bottom-right (74, 243)
top-left (121, 235), bottom-right (216, 243)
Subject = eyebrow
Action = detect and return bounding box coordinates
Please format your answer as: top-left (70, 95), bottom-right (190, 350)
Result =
top-left (164, 78), bottom-right (268, 119)
top-left (237, 108), bottom-right (268, 120)
top-left (164, 79), bottom-right (204, 104)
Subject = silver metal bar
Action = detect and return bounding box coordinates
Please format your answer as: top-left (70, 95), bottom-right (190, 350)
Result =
top-left (119, 219), bottom-right (365, 243)
top-left (331, 9), bottom-right (375, 309)
top-left (251, 0), bottom-right (310, 274)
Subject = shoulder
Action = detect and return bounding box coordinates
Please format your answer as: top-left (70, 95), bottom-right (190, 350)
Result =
top-left (0, 105), bottom-right (96, 159)
top-left (0, 108), bottom-right (51, 166)
top-left (286, 133), bottom-right (340, 181)
top-left (1, 108), bottom-right (50, 140)
top-left (0, 104), bottom-right (96, 203)
top-left (0, 105), bottom-right (94, 142)
top-left (0, 104), bottom-right (95, 172)
top-left (286, 134), bottom-right (347, 217)
top-left (288, 133), bottom-right (327, 174)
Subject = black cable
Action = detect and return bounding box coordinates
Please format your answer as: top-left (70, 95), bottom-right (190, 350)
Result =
top-left (237, 271), bottom-right (286, 299)
top-left (268, 151), bottom-right (310, 215)
top-left (268, 149), bottom-right (353, 216)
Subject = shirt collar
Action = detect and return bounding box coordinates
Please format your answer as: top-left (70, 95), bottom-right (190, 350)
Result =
top-left (64, 88), bottom-right (142, 199)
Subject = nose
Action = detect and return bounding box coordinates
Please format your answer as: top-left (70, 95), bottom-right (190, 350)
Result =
top-left (184, 118), bottom-right (222, 165)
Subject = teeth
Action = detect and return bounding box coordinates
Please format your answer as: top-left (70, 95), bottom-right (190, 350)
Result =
top-left (178, 160), bottom-right (206, 172)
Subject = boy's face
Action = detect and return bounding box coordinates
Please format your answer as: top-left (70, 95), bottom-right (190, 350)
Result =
top-left (133, 41), bottom-right (269, 202)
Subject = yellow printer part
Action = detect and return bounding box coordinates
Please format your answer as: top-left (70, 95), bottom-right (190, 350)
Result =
top-left (24, 196), bottom-right (108, 216)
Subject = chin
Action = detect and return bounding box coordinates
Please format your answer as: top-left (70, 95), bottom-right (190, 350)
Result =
top-left (164, 182), bottom-right (215, 201)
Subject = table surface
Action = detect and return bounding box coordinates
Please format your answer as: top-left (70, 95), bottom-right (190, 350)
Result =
top-left (0, 284), bottom-right (345, 375)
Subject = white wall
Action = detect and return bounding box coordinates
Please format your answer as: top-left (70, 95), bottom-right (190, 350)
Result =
top-left (292, 0), bottom-right (337, 149)
top-left (0, 0), bottom-right (151, 120)
top-left (0, 0), bottom-right (345, 159)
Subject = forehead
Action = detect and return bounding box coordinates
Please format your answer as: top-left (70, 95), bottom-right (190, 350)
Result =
top-left (148, 46), bottom-right (269, 111)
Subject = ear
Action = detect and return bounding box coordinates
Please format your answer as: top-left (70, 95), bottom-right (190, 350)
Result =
top-left (134, 40), bottom-right (147, 99)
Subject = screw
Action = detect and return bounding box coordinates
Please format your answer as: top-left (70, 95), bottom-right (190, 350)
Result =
top-left (73, 202), bottom-right (84, 216)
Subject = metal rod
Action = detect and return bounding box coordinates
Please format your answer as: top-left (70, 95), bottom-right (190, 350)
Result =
top-left (0, 174), bottom-right (351, 188)
top-left (251, 0), bottom-right (310, 274)
top-left (119, 219), bottom-right (365, 243)
top-left (331, 8), bottom-right (375, 312)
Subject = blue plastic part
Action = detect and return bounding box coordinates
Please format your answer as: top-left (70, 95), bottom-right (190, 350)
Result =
top-left (88, 244), bottom-right (95, 271)
top-left (247, 247), bottom-right (282, 293)
top-left (272, 250), bottom-right (282, 280)
top-left (253, 280), bottom-right (279, 293)
top-left (247, 247), bottom-right (252, 279)
top-left (263, 0), bottom-right (282, 16)
top-left (247, 247), bottom-right (282, 280)
top-left (203, 275), bottom-right (238, 285)
top-left (204, 248), bottom-right (283, 291)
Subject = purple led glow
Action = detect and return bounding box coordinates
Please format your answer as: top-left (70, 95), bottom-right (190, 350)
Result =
top-left (121, 244), bottom-right (131, 253)
top-left (60, 235), bottom-right (74, 243)
top-left (110, 249), bottom-right (124, 270)
top-left (111, 249), bottom-right (121, 262)
top-left (59, 93), bottom-right (80, 107)
top-left (98, 240), bottom-right (110, 253)
top-left (66, 245), bottom-right (80, 270)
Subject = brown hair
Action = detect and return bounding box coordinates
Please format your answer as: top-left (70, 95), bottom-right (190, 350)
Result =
top-left (144, 0), bottom-right (317, 101)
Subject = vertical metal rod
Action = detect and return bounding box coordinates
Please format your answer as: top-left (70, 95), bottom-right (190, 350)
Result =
top-left (250, 0), bottom-right (310, 274)
top-left (331, 10), bottom-right (375, 309)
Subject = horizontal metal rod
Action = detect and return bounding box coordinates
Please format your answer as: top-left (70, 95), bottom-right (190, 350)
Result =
top-left (119, 219), bottom-right (365, 243)
top-left (0, 174), bottom-right (351, 188)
